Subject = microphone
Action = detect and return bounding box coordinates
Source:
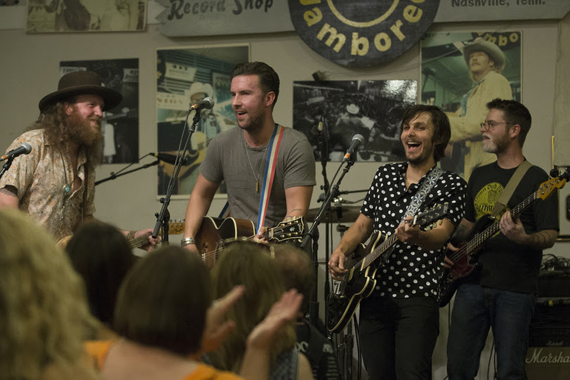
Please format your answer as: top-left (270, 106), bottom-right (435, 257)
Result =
top-left (190, 97), bottom-right (215, 111)
top-left (150, 153), bottom-right (190, 166)
top-left (0, 143), bottom-right (32, 162)
top-left (343, 134), bottom-right (364, 163)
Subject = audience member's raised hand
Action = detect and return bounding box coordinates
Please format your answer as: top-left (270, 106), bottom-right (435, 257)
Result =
top-left (201, 285), bottom-right (245, 353)
top-left (246, 289), bottom-right (303, 351)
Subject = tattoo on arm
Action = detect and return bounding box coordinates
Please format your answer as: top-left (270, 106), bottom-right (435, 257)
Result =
top-left (527, 230), bottom-right (557, 250)
top-left (450, 224), bottom-right (470, 244)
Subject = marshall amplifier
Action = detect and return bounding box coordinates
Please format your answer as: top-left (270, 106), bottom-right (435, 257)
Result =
top-left (525, 298), bottom-right (570, 379)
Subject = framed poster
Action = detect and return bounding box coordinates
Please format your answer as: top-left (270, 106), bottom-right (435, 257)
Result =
top-left (60, 58), bottom-right (140, 164)
top-left (27, 0), bottom-right (147, 33)
top-left (421, 31), bottom-right (522, 180)
top-left (293, 79), bottom-right (417, 163)
top-left (156, 44), bottom-right (249, 196)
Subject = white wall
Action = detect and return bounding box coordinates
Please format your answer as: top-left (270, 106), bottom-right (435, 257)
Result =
top-left (0, 14), bottom-right (566, 379)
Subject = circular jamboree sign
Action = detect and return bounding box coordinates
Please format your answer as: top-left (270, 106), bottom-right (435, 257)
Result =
top-left (288, 0), bottom-right (440, 68)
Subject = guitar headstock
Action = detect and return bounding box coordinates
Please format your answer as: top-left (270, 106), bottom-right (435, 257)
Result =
top-left (268, 217), bottom-right (305, 243)
top-left (537, 171), bottom-right (569, 201)
top-left (414, 203), bottom-right (449, 229)
top-left (168, 220), bottom-right (185, 235)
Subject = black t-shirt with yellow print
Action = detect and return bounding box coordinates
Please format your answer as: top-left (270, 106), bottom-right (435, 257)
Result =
top-left (464, 161), bottom-right (559, 294)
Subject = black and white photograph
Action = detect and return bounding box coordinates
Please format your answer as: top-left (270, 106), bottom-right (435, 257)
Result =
top-left (27, 0), bottom-right (146, 32)
top-left (293, 79), bottom-right (417, 163)
top-left (156, 44), bottom-right (249, 196)
top-left (0, 0), bottom-right (20, 6)
top-left (60, 58), bottom-right (140, 164)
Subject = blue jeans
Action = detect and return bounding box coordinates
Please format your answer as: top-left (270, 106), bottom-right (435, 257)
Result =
top-left (360, 297), bottom-right (439, 380)
top-left (447, 283), bottom-right (535, 380)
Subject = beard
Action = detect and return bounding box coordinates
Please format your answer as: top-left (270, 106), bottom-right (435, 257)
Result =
top-left (66, 111), bottom-right (103, 148)
top-left (237, 111), bottom-right (264, 134)
top-left (482, 133), bottom-right (510, 154)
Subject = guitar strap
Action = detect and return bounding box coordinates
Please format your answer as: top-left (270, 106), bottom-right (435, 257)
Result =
top-left (491, 160), bottom-right (532, 216)
top-left (402, 166), bottom-right (444, 221)
top-left (217, 124), bottom-right (285, 235)
top-left (256, 124), bottom-right (285, 234)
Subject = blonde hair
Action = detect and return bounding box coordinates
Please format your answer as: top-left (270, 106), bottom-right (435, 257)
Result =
top-left (0, 209), bottom-right (99, 380)
top-left (210, 242), bottom-right (296, 372)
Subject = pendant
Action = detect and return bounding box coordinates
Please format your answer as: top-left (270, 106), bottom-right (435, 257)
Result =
top-left (256, 180), bottom-right (259, 193)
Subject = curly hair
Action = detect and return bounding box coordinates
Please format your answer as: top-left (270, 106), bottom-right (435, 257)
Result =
top-left (0, 209), bottom-right (99, 380)
top-left (209, 241), bottom-right (297, 372)
top-left (28, 101), bottom-right (102, 167)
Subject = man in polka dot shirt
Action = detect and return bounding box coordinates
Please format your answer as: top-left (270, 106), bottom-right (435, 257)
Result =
top-left (329, 104), bottom-right (467, 380)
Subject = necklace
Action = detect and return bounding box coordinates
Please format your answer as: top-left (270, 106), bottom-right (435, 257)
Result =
top-left (59, 150), bottom-right (73, 211)
top-left (244, 142), bottom-right (267, 193)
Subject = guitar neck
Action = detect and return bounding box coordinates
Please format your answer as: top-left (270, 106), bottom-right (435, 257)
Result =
top-left (466, 191), bottom-right (538, 255)
top-left (361, 233), bottom-right (399, 269)
top-left (129, 232), bottom-right (151, 249)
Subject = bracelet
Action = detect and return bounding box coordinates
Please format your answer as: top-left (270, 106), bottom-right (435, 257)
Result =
top-left (181, 237), bottom-right (196, 247)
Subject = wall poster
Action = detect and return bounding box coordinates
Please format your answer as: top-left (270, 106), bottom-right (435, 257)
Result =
top-left (60, 58), bottom-right (140, 164)
top-left (421, 31), bottom-right (522, 180)
top-left (293, 79), bottom-right (417, 163)
top-left (156, 44), bottom-right (249, 196)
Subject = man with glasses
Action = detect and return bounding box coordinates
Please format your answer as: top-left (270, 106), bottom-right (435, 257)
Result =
top-left (445, 99), bottom-right (559, 380)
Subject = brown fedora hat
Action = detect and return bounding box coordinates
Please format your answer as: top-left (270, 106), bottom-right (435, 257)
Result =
top-left (39, 71), bottom-right (123, 113)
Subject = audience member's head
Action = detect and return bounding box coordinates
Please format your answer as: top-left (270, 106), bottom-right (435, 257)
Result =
top-left (0, 209), bottom-right (98, 380)
top-left (272, 244), bottom-right (315, 315)
top-left (210, 241), bottom-right (296, 371)
top-left (113, 245), bottom-right (211, 356)
top-left (66, 221), bottom-right (135, 326)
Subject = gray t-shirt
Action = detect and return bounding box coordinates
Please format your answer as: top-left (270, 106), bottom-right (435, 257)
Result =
top-left (200, 125), bottom-right (316, 228)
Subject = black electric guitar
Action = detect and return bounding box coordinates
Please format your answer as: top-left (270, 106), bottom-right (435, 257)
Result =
top-left (436, 172), bottom-right (569, 307)
top-left (327, 203), bottom-right (449, 333)
top-left (194, 216), bottom-right (305, 269)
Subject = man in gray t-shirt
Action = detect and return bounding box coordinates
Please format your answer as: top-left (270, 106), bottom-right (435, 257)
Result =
top-left (182, 62), bottom-right (316, 251)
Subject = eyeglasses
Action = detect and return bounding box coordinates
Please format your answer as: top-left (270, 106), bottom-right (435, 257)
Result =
top-left (480, 121), bottom-right (514, 130)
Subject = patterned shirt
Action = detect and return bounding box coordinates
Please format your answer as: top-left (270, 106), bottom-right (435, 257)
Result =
top-left (0, 129), bottom-right (96, 242)
top-left (361, 162), bottom-right (467, 298)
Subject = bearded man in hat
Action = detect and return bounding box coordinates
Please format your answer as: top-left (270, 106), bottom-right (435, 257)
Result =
top-left (0, 71), bottom-right (159, 250)
top-left (446, 37), bottom-right (513, 180)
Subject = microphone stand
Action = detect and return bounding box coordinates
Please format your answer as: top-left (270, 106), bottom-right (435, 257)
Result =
top-left (317, 115), bottom-right (333, 330)
top-left (95, 160), bottom-right (159, 186)
top-left (300, 156), bottom-right (357, 327)
top-left (152, 108), bottom-right (200, 243)
top-left (0, 157), bottom-right (15, 180)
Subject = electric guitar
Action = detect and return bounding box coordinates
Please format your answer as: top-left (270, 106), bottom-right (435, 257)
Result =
top-left (436, 172), bottom-right (569, 307)
top-left (195, 216), bottom-right (305, 269)
top-left (327, 203), bottom-right (449, 333)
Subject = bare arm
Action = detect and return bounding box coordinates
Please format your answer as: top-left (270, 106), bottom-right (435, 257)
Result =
top-left (298, 353), bottom-right (315, 380)
top-left (396, 217), bottom-right (456, 251)
top-left (328, 214), bottom-right (373, 280)
top-left (0, 187), bottom-right (19, 209)
top-left (183, 174), bottom-right (219, 253)
top-left (284, 185), bottom-right (313, 220)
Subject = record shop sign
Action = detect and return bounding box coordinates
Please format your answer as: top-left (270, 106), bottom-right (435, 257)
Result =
top-left (288, 0), bottom-right (440, 68)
